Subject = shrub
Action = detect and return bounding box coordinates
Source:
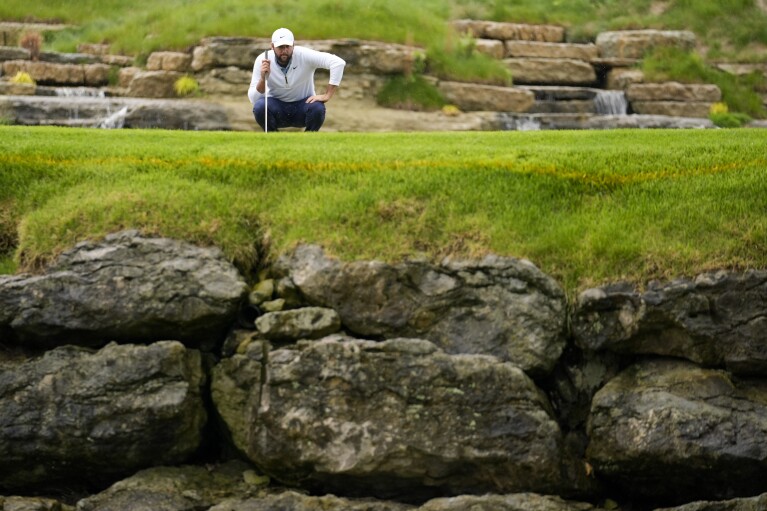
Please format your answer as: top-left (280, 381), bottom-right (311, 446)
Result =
top-left (376, 74), bottom-right (446, 111)
top-left (19, 31), bottom-right (42, 61)
top-left (710, 112), bottom-right (752, 128)
top-left (427, 33), bottom-right (512, 86)
top-left (10, 71), bottom-right (36, 85)
top-left (441, 104), bottom-right (461, 117)
top-left (173, 75), bottom-right (199, 97)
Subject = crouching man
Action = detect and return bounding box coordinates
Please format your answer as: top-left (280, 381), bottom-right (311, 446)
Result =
top-left (248, 28), bottom-right (346, 132)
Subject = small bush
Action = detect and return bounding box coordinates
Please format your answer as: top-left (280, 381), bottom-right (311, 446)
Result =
top-left (10, 71), bottom-right (36, 85)
top-left (174, 75), bottom-right (200, 97)
top-left (427, 34), bottom-right (512, 86)
top-left (19, 31), bottom-right (42, 61)
top-left (441, 104), bottom-right (461, 117)
top-left (376, 74), bottom-right (446, 112)
top-left (710, 112), bottom-right (752, 128)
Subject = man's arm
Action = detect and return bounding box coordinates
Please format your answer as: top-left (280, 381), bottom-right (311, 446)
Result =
top-left (247, 53), bottom-right (271, 104)
top-left (305, 49), bottom-right (345, 104)
top-left (306, 84), bottom-right (338, 104)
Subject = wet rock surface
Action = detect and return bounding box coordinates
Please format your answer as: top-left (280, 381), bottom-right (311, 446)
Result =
top-left (0, 234), bottom-right (766, 510)
top-left (588, 359), bottom-right (767, 505)
top-left (572, 270), bottom-right (767, 375)
top-left (0, 230), bottom-right (247, 348)
top-left (212, 336), bottom-right (586, 500)
top-left (273, 245), bottom-right (567, 376)
top-left (0, 341), bottom-right (206, 491)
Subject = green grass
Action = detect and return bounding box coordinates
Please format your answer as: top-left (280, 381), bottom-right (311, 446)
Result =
top-left (2, 126), bottom-right (766, 295)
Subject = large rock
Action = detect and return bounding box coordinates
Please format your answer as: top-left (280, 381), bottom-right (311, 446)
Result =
top-left (587, 359), bottom-right (767, 504)
top-left (0, 341), bottom-right (206, 491)
top-left (630, 100), bottom-right (712, 118)
top-left (0, 230), bottom-right (247, 348)
top-left (474, 39), bottom-right (505, 59)
top-left (626, 82), bottom-right (722, 102)
top-left (605, 68), bottom-right (645, 90)
top-left (273, 245), bottom-right (567, 376)
top-left (654, 493), bottom-right (767, 511)
top-left (495, 112), bottom-right (714, 131)
top-left (438, 81), bottom-right (535, 112)
top-left (209, 491), bottom-right (413, 511)
top-left (0, 46), bottom-right (30, 61)
top-left (77, 461), bottom-right (265, 511)
top-left (322, 40), bottom-right (417, 75)
top-left (146, 51), bottom-right (192, 72)
top-left (212, 336), bottom-right (585, 500)
top-left (505, 58), bottom-right (597, 86)
top-left (451, 20), bottom-right (565, 43)
top-left (596, 30), bottom-right (697, 59)
top-left (191, 37), bottom-right (267, 71)
top-left (0, 496), bottom-right (65, 510)
top-left (572, 270), bottom-right (767, 375)
top-left (505, 41), bottom-right (598, 61)
top-left (208, 492), bottom-right (605, 511)
top-left (122, 98), bottom-right (232, 130)
top-left (419, 494), bottom-right (604, 511)
top-left (0, 95), bottom-right (232, 130)
top-left (2, 60), bottom-right (109, 86)
top-left (127, 70), bottom-right (184, 98)
top-left (198, 66), bottom-right (252, 95)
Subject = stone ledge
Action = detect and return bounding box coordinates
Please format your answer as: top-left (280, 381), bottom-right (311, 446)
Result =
top-left (630, 100), bottom-right (714, 118)
top-left (438, 81), bottom-right (535, 112)
top-left (147, 51), bottom-right (192, 72)
top-left (627, 82), bottom-right (722, 102)
top-left (505, 41), bottom-right (599, 61)
top-left (2, 60), bottom-right (110, 86)
top-left (451, 19), bottom-right (565, 42)
top-left (596, 30), bottom-right (697, 59)
top-left (505, 58), bottom-right (597, 86)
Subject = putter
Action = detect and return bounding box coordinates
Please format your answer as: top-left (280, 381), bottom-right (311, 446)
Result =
top-left (264, 49), bottom-right (270, 133)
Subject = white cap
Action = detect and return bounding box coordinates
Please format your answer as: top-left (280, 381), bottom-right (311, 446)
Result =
top-left (271, 28), bottom-right (294, 46)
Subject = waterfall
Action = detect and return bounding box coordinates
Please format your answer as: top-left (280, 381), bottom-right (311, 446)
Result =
top-left (97, 106), bottom-right (129, 129)
top-left (54, 87), bottom-right (106, 98)
top-left (498, 114), bottom-right (542, 131)
top-left (515, 116), bottom-right (542, 131)
top-left (594, 90), bottom-right (628, 115)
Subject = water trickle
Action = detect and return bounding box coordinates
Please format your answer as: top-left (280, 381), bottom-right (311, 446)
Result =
top-left (97, 106), bottom-right (128, 129)
top-left (515, 116), bottom-right (542, 131)
top-left (594, 90), bottom-right (628, 115)
top-left (54, 87), bottom-right (106, 98)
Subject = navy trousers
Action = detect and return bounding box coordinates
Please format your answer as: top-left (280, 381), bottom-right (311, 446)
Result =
top-left (253, 96), bottom-right (326, 132)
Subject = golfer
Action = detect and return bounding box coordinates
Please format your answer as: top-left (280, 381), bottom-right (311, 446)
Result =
top-left (248, 28), bottom-right (346, 132)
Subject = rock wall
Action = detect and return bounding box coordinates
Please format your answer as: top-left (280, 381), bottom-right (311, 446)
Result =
top-left (2, 231), bottom-right (767, 511)
top-left (1, 19), bottom-right (759, 130)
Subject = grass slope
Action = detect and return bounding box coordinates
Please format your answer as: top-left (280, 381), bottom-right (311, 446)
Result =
top-left (2, 126), bottom-right (766, 294)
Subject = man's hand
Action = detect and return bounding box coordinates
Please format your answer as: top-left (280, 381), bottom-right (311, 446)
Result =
top-left (306, 84), bottom-right (338, 104)
top-left (306, 94), bottom-right (331, 104)
top-left (260, 58), bottom-right (271, 81)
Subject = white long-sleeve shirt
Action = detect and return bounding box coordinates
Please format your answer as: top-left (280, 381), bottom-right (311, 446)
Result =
top-left (247, 45), bottom-right (346, 104)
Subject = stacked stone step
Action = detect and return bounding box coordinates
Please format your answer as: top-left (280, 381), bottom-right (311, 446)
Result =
top-left (451, 19), bottom-right (598, 87)
top-left (450, 21), bottom-right (726, 118)
top-left (597, 30), bottom-right (721, 118)
top-left (448, 19), bottom-right (599, 114)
